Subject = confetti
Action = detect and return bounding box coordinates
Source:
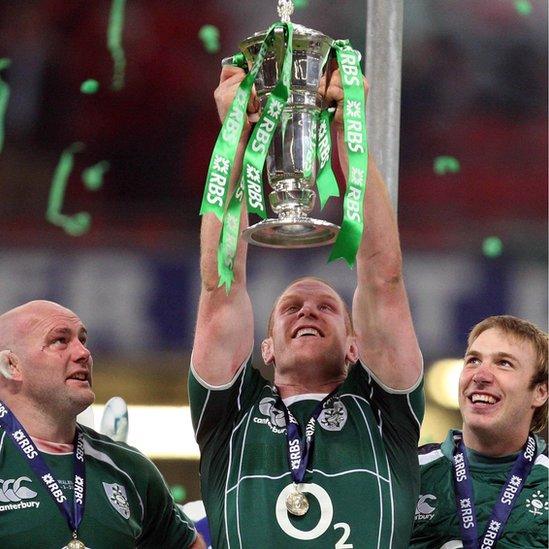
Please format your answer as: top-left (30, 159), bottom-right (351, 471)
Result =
top-left (0, 58), bottom-right (11, 154)
top-left (199, 25), bottom-right (220, 54)
top-left (514, 0), bottom-right (532, 16)
top-left (108, 0), bottom-right (127, 90)
top-left (80, 79), bottom-right (100, 94)
top-left (170, 485), bottom-right (187, 503)
top-left (482, 236), bottom-right (503, 258)
top-left (433, 156), bottom-right (460, 175)
top-left (46, 142), bottom-right (101, 237)
top-left (82, 160), bottom-right (110, 190)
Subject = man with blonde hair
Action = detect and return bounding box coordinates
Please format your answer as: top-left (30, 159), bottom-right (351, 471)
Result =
top-left (411, 315), bottom-right (548, 548)
top-left (190, 64), bottom-right (423, 547)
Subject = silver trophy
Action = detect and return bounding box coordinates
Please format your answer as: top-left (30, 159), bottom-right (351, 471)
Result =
top-left (229, 4), bottom-right (339, 248)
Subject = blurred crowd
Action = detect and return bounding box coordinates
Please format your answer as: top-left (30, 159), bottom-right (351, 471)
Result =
top-left (0, 0), bottom-right (546, 254)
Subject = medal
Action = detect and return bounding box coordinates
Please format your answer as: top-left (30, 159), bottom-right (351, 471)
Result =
top-left (67, 538), bottom-right (85, 549)
top-left (286, 487), bottom-right (309, 516)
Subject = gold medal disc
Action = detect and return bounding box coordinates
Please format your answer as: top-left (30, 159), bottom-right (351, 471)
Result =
top-left (286, 490), bottom-right (309, 516)
top-left (67, 539), bottom-right (85, 549)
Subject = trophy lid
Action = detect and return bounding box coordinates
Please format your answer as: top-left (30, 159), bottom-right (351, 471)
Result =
top-left (240, 23), bottom-right (333, 53)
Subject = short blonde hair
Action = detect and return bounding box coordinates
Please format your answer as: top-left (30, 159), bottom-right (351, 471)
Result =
top-left (467, 315), bottom-right (548, 433)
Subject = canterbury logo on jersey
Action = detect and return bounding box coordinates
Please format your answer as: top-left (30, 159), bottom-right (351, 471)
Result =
top-left (255, 398), bottom-right (286, 434)
top-left (415, 493), bottom-right (437, 520)
top-left (0, 476), bottom-right (40, 512)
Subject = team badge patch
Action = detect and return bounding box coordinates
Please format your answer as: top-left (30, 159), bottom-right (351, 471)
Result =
top-left (103, 482), bottom-right (130, 519)
top-left (318, 400), bottom-right (347, 431)
top-left (526, 490), bottom-right (548, 516)
top-left (259, 397), bottom-right (286, 428)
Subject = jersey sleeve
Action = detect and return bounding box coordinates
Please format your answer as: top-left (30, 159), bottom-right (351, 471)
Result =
top-left (350, 361), bottom-right (424, 461)
top-left (188, 355), bottom-right (267, 450)
top-left (135, 456), bottom-right (198, 548)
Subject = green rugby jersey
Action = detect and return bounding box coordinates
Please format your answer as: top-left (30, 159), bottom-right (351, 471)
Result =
top-left (0, 424), bottom-right (197, 548)
top-left (410, 430), bottom-right (548, 548)
top-left (189, 358), bottom-right (424, 548)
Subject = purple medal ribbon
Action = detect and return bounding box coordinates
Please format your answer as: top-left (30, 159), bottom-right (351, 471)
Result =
top-left (451, 430), bottom-right (536, 549)
top-left (0, 400), bottom-right (86, 538)
top-left (274, 388), bottom-right (339, 484)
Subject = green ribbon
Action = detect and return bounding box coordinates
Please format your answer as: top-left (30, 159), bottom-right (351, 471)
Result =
top-left (217, 23), bottom-right (294, 290)
top-left (0, 58), bottom-right (11, 154)
top-left (328, 42), bottom-right (368, 267)
top-left (200, 23), bottom-right (281, 222)
top-left (244, 23), bottom-right (293, 218)
top-left (315, 108), bottom-right (339, 208)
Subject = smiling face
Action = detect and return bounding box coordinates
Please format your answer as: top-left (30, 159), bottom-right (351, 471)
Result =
top-left (11, 301), bottom-right (95, 417)
top-left (262, 278), bottom-right (357, 382)
top-left (459, 327), bottom-right (547, 453)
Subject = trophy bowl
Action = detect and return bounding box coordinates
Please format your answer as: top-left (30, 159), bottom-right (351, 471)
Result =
top-left (238, 24), bottom-right (340, 248)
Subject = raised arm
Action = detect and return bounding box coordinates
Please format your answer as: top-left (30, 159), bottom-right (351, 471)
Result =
top-left (329, 70), bottom-right (422, 390)
top-left (192, 67), bottom-right (257, 385)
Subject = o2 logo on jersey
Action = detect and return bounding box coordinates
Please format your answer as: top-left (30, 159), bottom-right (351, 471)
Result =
top-left (275, 483), bottom-right (353, 548)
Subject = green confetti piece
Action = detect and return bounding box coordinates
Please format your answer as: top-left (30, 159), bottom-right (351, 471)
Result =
top-left (482, 236), bottom-right (503, 258)
top-left (170, 484), bottom-right (187, 503)
top-left (80, 79), bottom-right (100, 94)
top-left (108, 0), bottom-right (127, 90)
top-left (294, 0), bottom-right (309, 8)
top-left (514, 0), bottom-right (532, 15)
top-left (46, 142), bottom-right (93, 237)
top-left (61, 211), bottom-right (92, 236)
top-left (199, 25), bottom-right (220, 54)
top-left (0, 58), bottom-right (11, 154)
top-left (433, 156), bottom-right (460, 175)
top-left (82, 160), bottom-right (110, 190)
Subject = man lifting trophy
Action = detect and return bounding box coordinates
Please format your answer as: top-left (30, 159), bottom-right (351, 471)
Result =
top-left (200, 0), bottom-right (368, 289)
top-left (191, 1), bottom-right (424, 547)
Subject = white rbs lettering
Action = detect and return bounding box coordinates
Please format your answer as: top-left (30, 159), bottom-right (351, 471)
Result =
top-left (221, 108), bottom-right (243, 144)
top-left (524, 438), bottom-right (535, 461)
top-left (74, 475), bottom-right (84, 505)
top-left (339, 53), bottom-right (360, 86)
top-left (13, 429), bottom-right (38, 459)
top-left (454, 453), bottom-right (467, 482)
top-left (42, 473), bottom-right (67, 503)
top-left (345, 187), bottom-right (361, 223)
top-left (245, 164), bottom-right (263, 210)
top-left (206, 172), bottom-right (227, 208)
top-left (289, 439), bottom-right (301, 470)
top-left (251, 117), bottom-right (277, 155)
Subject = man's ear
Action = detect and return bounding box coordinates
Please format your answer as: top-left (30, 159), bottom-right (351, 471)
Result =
top-left (345, 337), bottom-right (359, 366)
top-left (0, 350), bottom-right (21, 380)
top-left (532, 381), bottom-right (548, 408)
top-left (261, 338), bottom-right (274, 366)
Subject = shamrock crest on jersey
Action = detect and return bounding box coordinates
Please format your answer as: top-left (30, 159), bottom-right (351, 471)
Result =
top-left (318, 399), bottom-right (347, 431)
top-left (526, 490), bottom-right (548, 516)
top-left (103, 482), bottom-right (130, 519)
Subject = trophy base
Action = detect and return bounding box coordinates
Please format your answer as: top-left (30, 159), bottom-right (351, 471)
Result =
top-left (242, 218), bottom-right (339, 249)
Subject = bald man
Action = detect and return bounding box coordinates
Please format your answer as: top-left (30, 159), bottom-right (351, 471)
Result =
top-left (0, 300), bottom-right (203, 548)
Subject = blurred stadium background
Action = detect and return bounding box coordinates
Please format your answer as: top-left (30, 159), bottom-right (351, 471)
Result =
top-left (0, 0), bottom-right (546, 503)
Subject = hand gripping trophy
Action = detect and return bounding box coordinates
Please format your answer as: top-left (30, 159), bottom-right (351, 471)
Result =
top-left (200, 0), bottom-right (368, 289)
